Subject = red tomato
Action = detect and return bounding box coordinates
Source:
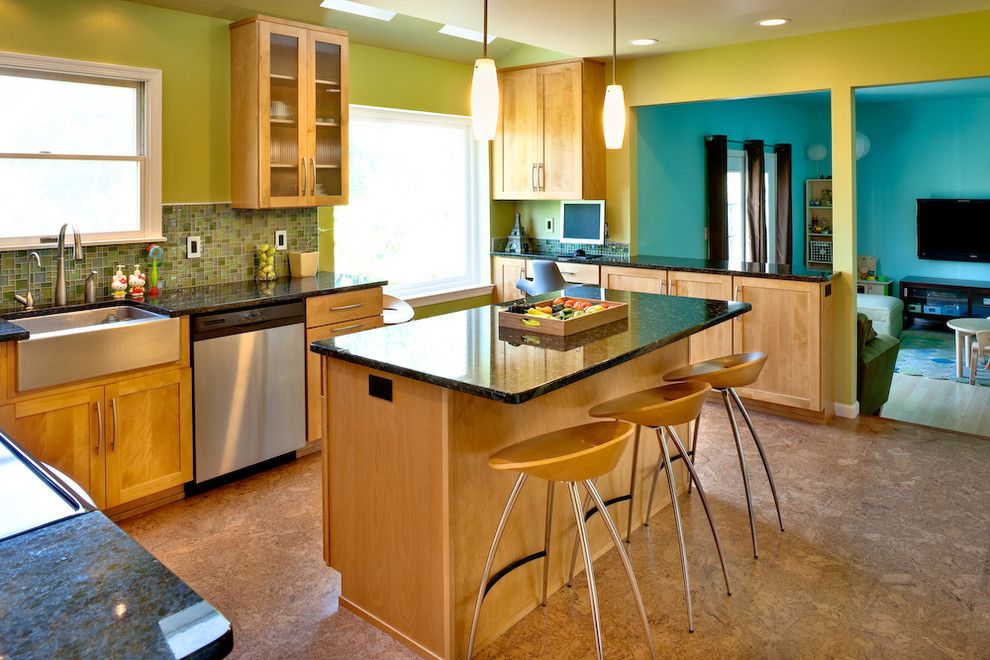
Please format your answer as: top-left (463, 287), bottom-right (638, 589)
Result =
top-left (564, 300), bottom-right (574, 308)
top-left (553, 297), bottom-right (566, 305)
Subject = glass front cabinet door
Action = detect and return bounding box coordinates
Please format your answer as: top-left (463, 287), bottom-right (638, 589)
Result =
top-left (231, 16), bottom-right (349, 208)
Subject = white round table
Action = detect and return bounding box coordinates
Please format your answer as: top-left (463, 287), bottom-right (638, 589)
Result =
top-left (946, 318), bottom-right (990, 378)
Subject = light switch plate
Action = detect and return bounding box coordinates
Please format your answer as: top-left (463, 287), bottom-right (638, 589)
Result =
top-left (274, 230), bottom-right (287, 251)
top-left (186, 236), bottom-right (202, 259)
top-left (545, 217), bottom-right (554, 233)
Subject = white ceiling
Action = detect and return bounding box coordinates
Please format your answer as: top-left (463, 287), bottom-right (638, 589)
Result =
top-left (373, 0), bottom-right (990, 57)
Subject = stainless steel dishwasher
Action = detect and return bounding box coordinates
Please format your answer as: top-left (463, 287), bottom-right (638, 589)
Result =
top-left (192, 302), bottom-right (306, 484)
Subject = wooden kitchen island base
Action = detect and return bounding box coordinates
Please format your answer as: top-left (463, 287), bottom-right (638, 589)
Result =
top-left (322, 343), bottom-right (692, 658)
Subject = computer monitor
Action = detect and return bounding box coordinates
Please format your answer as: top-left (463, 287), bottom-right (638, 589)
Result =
top-left (560, 200), bottom-right (605, 245)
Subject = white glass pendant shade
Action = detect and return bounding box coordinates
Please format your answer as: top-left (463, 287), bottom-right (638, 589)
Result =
top-left (471, 58), bottom-right (499, 141)
top-left (603, 84), bottom-right (626, 149)
top-left (855, 132), bottom-right (871, 160)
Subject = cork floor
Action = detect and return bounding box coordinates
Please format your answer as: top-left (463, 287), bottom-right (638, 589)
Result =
top-left (120, 406), bottom-right (990, 659)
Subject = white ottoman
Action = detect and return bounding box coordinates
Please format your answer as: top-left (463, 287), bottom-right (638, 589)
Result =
top-left (857, 293), bottom-right (904, 338)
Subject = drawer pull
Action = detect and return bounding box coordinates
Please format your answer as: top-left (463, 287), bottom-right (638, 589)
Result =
top-left (330, 303), bottom-right (364, 312)
top-left (332, 322), bottom-right (366, 333)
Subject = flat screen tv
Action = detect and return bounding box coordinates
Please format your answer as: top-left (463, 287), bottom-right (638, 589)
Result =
top-left (917, 199), bottom-right (990, 262)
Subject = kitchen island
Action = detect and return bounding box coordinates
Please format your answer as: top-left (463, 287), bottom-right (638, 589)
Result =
top-left (311, 287), bottom-right (749, 658)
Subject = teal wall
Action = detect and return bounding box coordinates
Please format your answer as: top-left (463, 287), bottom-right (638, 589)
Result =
top-left (856, 94), bottom-right (990, 283)
top-left (635, 94), bottom-right (831, 265)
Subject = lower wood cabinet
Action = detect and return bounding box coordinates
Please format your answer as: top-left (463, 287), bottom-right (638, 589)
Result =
top-left (668, 271), bottom-right (734, 364)
top-left (601, 265), bottom-right (667, 294)
top-left (0, 368), bottom-right (192, 509)
top-left (493, 256), bottom-right (528, 303)
top-left (732, 277), bottom-right (832, 412)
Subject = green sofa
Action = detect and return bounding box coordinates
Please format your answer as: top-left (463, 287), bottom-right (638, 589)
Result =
top-left (857, 313), bottom-right (901, 416)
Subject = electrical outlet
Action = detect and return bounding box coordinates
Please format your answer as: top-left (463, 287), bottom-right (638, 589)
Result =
top-left (274, 230), bottom-right (287, 251)
top-left (545, 217), bottom-right (555, 233)
top-left (186, 236), bottom-right (202, 259)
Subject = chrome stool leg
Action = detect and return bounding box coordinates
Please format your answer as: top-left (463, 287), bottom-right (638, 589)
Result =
top-left (566, 480), bottom-right (596, 587)
top-left (655, 426), bottom-right (694, 631)
top-left (567, 481), bottom-right (604, 660)
top-left (666, 426), bottom-right (732, 596)
top-left (729, 388), bottom-right (784, 532)
top-left (542, 481), bottom-right (555, 605)
top-left (687, 412), bottom-right (702, 494)
top-left (583, 480), bottom-right (657, 660)
top-left (467, 474), bottom-right (528, 658)
top-left (625, 424), bottom-right (642, 542)
top-left (721, 389), bottom-right (758, 558)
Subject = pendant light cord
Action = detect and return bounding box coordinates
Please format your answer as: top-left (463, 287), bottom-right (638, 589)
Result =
top-left (483, 0), bottom-right (489, 59)
top-left (611, 0), bottom-right (617, 84)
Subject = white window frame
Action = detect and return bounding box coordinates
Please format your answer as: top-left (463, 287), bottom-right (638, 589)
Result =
top-left (337, 104), bottom-right (490, 303)
top-left (0, 51), bottom-right (163, 250)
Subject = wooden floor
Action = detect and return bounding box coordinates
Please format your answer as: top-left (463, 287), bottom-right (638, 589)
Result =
top-left (881, 373), bottom-right (990, 437)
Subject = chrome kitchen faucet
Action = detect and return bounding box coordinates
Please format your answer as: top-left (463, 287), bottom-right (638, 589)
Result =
top-left (14, 252), bottom-right (42, 311)
top-left (54, 224), bottom-right (83, 306)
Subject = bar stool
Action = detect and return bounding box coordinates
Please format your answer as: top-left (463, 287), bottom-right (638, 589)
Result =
top-left (663, 352), bottom-right (784, 559)
top-left (573, 381), bottom-right (732, 632)
top-left (466, 421), bottom-right (656, 660)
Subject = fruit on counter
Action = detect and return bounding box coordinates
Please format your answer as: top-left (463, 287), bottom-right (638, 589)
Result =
top-left (256, 243), bottom-right (278, 281)
top-left (505, 298), bottom-right (617, 321)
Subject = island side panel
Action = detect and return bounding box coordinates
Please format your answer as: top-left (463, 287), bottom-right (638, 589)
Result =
top-left (325, 358), bottom-right (452, 658)
top-left (448, 341), bottom-right (691, 655)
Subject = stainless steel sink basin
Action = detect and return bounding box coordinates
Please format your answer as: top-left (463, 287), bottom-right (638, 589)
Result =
top-left (15, 306), bottom-right (181, 391)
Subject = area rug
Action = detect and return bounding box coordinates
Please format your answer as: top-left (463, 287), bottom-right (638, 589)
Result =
top-left (894, 328), bottom-right (990, 386)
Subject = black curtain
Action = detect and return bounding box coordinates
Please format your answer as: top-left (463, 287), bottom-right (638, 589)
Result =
top-left (774, 143), bottom-right (793, 265)
top-left (744, 140), bottom-right (766, 263)
top-left (705, 135), bottom-right (728, 261)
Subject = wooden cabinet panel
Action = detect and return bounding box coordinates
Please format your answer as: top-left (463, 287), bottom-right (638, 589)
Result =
top-left (493, 67), bottom-right (541, 199)
top-left (306, 287), bottom-right (383, 328)
top-left (539, 63), bottom-right (582, 198)
top-left (668, 271), bottom-right (734, 364)
top-left (306, 316), bottom-right (384, 444)
top-left (104, 369), bottom-right (192, 507)
top-left (492, 256), bottom-right (528, 303)
top-left (601, 266), bottom-right (667, 294)
top-left (548, 261), bottom-right (599, 285)
top-left (732, 277), bottom-right (823, 411)
top-left (0, 388), bottom-right (105, 508)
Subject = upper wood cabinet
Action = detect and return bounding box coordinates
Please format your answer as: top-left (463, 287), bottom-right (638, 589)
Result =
top-left (231, 15), bottom-right (349, 208)
top-left (493, 59), bottom-right (606, 200)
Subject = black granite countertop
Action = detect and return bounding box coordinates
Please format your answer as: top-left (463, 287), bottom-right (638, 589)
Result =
top-left (491, 251), bottom-right (833, 282)
top-left (0, 511), bottom-right (232, 659)
top-left (311, 285), bottom-right (750, 403)
top-left (0, 272), bottom-right (387, 341)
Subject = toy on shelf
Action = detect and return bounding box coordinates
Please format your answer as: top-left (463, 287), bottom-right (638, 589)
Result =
top-left (147, 244), bottom-right (164, 296)
top-left (128, 264), bottom-right (146, 299)
top-left (111, 265), bottom-right (128, 298)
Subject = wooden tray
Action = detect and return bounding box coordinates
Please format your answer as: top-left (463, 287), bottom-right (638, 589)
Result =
top-left (497, 297), bottom-right (628, 336)
top-left (499, 318), bottom-right (629, 351)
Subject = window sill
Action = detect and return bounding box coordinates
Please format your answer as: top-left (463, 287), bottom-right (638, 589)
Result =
top-left (0, 236), bottom-right (168, 252)
top-left (401, 283), bottom-right (495, 308)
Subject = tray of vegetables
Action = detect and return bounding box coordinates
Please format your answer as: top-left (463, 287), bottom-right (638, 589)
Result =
top-left (497, 295), bottom-right (628, 336)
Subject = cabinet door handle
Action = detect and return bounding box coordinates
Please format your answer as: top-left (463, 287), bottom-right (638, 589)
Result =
top-left (734, 286), bottom-right (741, 300)
top-left (538, 163), bottom-right (545, 191)
top-left (531, 163), bottom-right (538, 191)
top-left (330, 302), bottom-right (363, 311)
top-left (332, 322), bottom-right (366, 333)
top-left (311, 158), bottom-right (317, 196)
top-left (95, 401), bottom-right (104, 455)
top-left (669, 280), bottom-right (676, 295)
top-left (110, 398), bottom-right (118, 452)
top-left (302, 158), bottom-right (308, 198)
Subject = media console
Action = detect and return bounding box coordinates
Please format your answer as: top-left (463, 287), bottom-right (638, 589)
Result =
top-left (900, 275), bottom-right (990, 325)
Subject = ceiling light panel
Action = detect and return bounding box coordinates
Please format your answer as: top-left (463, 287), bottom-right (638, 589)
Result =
top-left (629, 38), bottom-right (659, 46)
top-left (439, 24), bottom-right (497, 44)
top-left (756, 18), bottom-right (790, 27)
top-left (319, 0), bottom-right (396, 21)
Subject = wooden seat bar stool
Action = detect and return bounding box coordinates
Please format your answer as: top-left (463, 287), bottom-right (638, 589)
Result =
top-left (576, 381), bottom-right (732, 632)
top-left (466, 421), bottom-right (656, 660)
top-left (663, 352), bottom-right (784, 559)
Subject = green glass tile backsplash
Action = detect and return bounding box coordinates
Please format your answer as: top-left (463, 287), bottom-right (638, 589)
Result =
top-left (0, 204), bottom-right (319, 305)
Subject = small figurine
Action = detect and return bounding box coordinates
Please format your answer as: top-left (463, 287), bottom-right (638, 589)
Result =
top-left (147, 244), bottom-right (164, 296)
top-left (128, 264), bottom-right (146, 299)
top-left (111, 265), bottom-right (128, 298)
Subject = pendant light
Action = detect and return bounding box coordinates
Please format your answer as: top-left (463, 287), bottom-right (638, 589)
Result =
top-left (603, 0), bottom-right (626, 149)
top-left (471, 0), bottom-right (498, 141)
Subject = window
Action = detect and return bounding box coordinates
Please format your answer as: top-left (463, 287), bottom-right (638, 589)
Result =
top-left (333, 105), bottom-right (489, 300)
top-left (726, 149), bottom-right (776, 263)
top-left (0, 52), bottom-right (162, 248)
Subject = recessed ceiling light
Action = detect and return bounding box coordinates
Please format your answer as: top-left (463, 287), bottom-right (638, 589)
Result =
top-left (629, 38), bottom-right (659, 46)
top-left (319, 0), bottom-right (396, 22)
top-left (439, 24), bottom-right (497, 44)
top-left (756, 18), bottom-right (790, 27)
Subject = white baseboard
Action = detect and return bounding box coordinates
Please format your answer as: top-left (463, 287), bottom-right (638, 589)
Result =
top-left (834, 401), bottom-right (860, 419)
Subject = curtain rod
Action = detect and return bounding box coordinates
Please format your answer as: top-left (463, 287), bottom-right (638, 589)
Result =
top-left (706, 135), bottom-right (788, 150)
